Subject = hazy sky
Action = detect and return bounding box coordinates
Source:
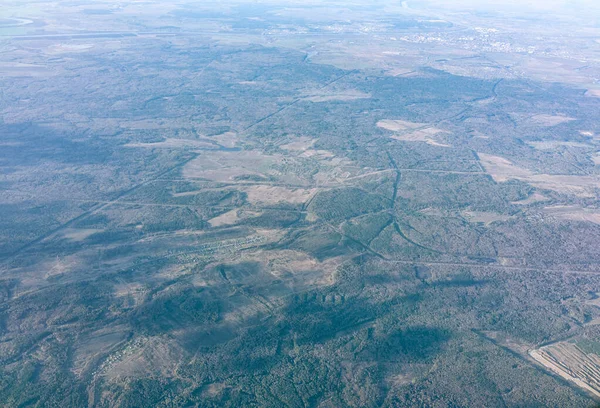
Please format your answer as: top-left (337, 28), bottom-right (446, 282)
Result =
top-left (408, 0), bottom-right (600, 14)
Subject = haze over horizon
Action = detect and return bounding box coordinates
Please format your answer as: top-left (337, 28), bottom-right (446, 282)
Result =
top-left (1, 0), bottom-right (600, 407)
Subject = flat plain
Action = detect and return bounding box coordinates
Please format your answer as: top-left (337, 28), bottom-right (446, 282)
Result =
top-left (1, 0), bottom-right (600, 407)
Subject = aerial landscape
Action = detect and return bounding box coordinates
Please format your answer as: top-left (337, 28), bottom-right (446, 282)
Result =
top-left (2, 0), bottom-right (600, 406)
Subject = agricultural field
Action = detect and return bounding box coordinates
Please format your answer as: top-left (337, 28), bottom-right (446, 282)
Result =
top-left (530, 339), bottom-right (600, 399)
top-left (1, 0), bottom-right (600, 407)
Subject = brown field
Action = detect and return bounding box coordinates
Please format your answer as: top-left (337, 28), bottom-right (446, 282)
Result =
top-left (477, 153), bottom-right (532, 181)
top-left (61, 228), bottom-right (103, 241)
top-left (418, 207), bottom-right (446, 217)
top-left (543, 205), bottom-right (600, 225)
top-left (43, 254), bottom-right (81, 279)
top-left (46, 43), bottom-right (94, 54)
top-left (179, 135), bottom-right (371, 188)
top-left (462, 211), bottom-right (512, 225)
top-left (182, 150), bottom-right (284, 183)
top-left (479, 330), bottom-right (533, 356)
top-left (585, 89), bottom-right (600, 98)
top-left (102, 336), bottom-right (184, 380)
top-left (170, 190), bottom-right (205, 197)
top-left (377, 119), bottom-right (450, 146)
top-left (202, 382), bottom-right (228, 398)
top-left (210, 131), bottom-right (239, 148)
top-left (124, 138), bottom-right (216, 149)
top-left (377, 119), bottom-right (427, 132)
top-left (530, 114), bottom-right (575, 127)
top-left (246, 249), bottom-right (343, 287)
top-left (511, 192), bottom-right (549, 205)
top-left (280, 137), bottom-right (316, 151)
top-left (385, 67), bottom-right (417, 77)
top-left (155, 264), bottom-right (191, 280)
top-left (471, 130), bottom-right (490, 139)
top-left (527, 174), bottom-right (600, 197)
top-left (114, 282), bottom-right (148, 307)
top-left (182, 147), bottom-right (353, 186)
top-left (72, 327), bottom-right (128, 377)
top-left (302, 89), bottom-right (371, 102)
top-left (208, 209), bottom-right (262, 227)
top-left (530, 342), bottom-right (600, 398)
top-left (391, 129), bottom-right (450, 147)
top-left (585, 295), bottom-right (600, 309)
top-left (241, 185), bottom-right (318, 205)
top-left (191, 249), bottom-right (344, 325)
top-left (300, 149), bottom-right (337, 159)
top-left (280, 137), bottom-right (337, 160)
top-left (313, 161), bottom-right (366, 185)
top-left (478, 153), bottom-right (600, 196)
top-left (516, 56), bottom-right (594, 89)
top-left (0, 62), bottom-right (55, 77)
top-left (111, 118), bottom-right (194, 130)
top-left (527, 141), bottom-right (593, 150)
